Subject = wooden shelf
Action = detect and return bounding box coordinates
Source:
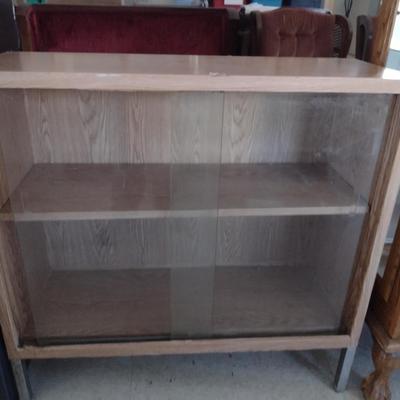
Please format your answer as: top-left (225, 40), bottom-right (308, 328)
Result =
top-left (213, 266), bottom-right (341, 336)
top-left (1, 163), bottom-right (367, 221)
top-left (24, 269), bottom-right (171, 342)
top-left (22, 266), bottom-right (340, 343)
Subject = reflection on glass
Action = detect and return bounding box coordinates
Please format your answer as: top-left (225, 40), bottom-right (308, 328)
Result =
top-left (0, 91), bottom-right (391, 345)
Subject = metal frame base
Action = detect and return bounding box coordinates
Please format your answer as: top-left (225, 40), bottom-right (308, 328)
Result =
top-left (334, 346), bottom-right (357, 392)
top-left (11, 360), bottom-right (32, 400)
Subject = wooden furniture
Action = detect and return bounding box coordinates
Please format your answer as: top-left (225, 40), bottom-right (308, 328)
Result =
top-left (356, 0), bottom-right (400, 65)
top-left (363, 228), bottom-right (400, 400)
top-left (0, 53), bottom-right (400, 398)
top-left (249, 8), bottom-right (352, 57)
top-left (16, 5), bottom-right (240, 55)
top-left (356, 15), bottom-right (376, 62)
top-left (370, 0), bottom-right (400, 66)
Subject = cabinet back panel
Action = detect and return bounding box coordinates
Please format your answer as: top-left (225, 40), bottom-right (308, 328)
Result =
top-left (24, 90), bottom-right (223, 164)
top-left (222, 93), bottom-right (392, 198)
top-left (14, 214), bottom-right (363, 341)
top-left (23, 91), bottom-right (391, 167)
top-left (13, 215), bottom-right (361, 272)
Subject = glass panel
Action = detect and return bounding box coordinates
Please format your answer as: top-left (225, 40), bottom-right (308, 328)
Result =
top-left (168, 164), bottom-right (219, 339)
top-left (213, 215), bottom-right (363, 337)
top-left (0, 90), bottom-right (393, 344)
top-left (166, 91), bottom-right (222, 339)
top-left (211, 92), bottom-right (391, 337)
top-left (0, 90), bottom-right (223, 345)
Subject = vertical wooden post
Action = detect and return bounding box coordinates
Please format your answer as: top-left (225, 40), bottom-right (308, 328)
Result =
top-left (371, 0), bottom-right (400, 66)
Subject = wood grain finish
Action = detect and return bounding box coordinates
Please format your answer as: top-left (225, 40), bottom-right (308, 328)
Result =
top-left (23, 269), bottom-right (171, 342)
top-left (222, 93), bottom-right (329, 164)
top-left (0, 55), bottom-right (397, 361)
top-left (371, 0), bottom-right (400, 67)
top-left (222, 93), bottom-right (391, 198)
top-left (1, 53), bottom-right (400, 93)
top-left (0, 163), bottom-right (367, 221)
top-left (362, 339), bottom-right (400, 400)
top-left (0, 91), bottom-right (33, 208)
top-left (213, 265), bottom-right (341, 336)
top-left (342, 95), bottom-right (400, 344)
top-left (0, 221), bottom-right (31, 359)
top-left (20, 265), bottom-right (342, 344)
top-left (14, 334), bottom-right (351, 360)
top-left (23, 90), bottom-right (391, 200)
top-left (310, 216), bottom-right (365, 323)
top-left (13, 215), bottom-right (361, 303)
top-left (43, 219), bottom-right (167, 271)
top-left (0, 222), bottom-right (32, 341)
top-left (324, 94), bottom-right (392, 199)
top-left (363, 312), bottom-right (400, 400)
top-left (24, 91), bottom-right (223, 164)
top-left (367, 312), bottom-right (400, 354)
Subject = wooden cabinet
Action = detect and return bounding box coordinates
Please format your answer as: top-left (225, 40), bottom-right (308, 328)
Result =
top-left (0, 53), bottom-right (400, 390)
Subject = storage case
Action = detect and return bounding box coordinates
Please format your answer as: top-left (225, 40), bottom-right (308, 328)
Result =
top-left (0, 53), bottom-right (400, 393)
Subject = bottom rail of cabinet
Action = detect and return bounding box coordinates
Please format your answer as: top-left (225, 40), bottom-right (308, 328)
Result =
top-left (9, 334), bottom-right (351, 360)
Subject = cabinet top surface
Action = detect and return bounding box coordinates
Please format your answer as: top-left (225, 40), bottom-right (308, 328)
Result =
top-left (1, 52), bottom-right (400, 93)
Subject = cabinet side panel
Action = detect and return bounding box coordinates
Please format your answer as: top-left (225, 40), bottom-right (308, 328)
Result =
top-left (0, 90), bottom-right (33, 207)
top-left (343, 95), bottom-right (400, 342)
top-left (13, 221), bottom-right (52, 341)
top-left (0, 222), bottom-right (32, 348)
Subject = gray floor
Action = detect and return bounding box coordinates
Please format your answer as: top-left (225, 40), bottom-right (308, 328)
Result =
top-left (28, 327), bottom-right (400, 400)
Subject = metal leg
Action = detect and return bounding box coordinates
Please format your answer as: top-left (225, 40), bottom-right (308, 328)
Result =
top-left (334, 346), bottom-right (357, 392)
top-left (11, 360), bottom-right (32, 400)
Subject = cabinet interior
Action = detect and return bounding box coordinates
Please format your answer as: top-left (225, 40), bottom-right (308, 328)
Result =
top-left (0, 89), bottom-right (392, 345)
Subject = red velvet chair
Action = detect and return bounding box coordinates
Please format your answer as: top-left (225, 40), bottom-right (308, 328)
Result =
top-left (24, 5), bottom-right (237, 55)
top-left (250, 8), bottom-right (352, 57)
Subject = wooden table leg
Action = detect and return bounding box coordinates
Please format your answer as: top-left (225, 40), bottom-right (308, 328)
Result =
top-left (362, 340), bottom-right (400, 400)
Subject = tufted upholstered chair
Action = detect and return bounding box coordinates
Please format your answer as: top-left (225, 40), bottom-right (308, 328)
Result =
top-left (250, 8), bottom-right (352, 58)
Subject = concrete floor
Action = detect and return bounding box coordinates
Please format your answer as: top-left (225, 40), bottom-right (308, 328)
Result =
top-left (28, 327), bottom-right (400, 400)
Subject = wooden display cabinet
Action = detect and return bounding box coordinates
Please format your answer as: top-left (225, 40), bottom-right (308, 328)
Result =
top-left (0, 53), bottom-right (400, 397)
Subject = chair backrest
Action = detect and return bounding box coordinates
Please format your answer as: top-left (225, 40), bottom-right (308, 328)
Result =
top-left (355, 15), bottom-right (376, 62)
top-left (25, 4), bottom-right (233, 55)
top-left (333, 14), bottom-right (352, 58)
top-left (251, 8), bottom-right (352, 58)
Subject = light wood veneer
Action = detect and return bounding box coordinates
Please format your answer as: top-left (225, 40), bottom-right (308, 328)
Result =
top-left (21, 265), bottom-right (340, 344)
top-left (0, 53), bottom-right (398, 370)
top-left (0, 52), bottom-right (400, 93)
top-left (0, 163), bottom-right (367, 221)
